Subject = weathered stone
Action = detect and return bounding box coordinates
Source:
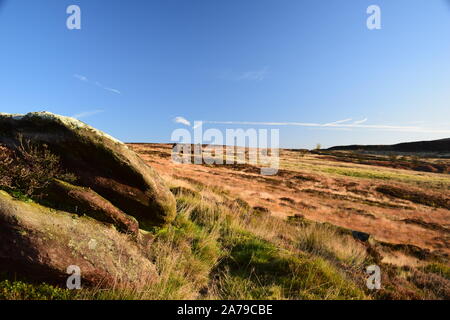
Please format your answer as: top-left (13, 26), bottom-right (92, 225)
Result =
top-left (0, 191), bottom-right (157, 288)
top-left (44, 179), bottom-right (139, 236)
top-left (0, 112), bottom-right (176, 227)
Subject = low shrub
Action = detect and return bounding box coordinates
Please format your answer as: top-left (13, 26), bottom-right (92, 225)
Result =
top-left (0, 141), bottom-right (75, 198)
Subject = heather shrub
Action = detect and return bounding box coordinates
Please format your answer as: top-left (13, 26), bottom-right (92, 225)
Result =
top-left (0, 140), bottom-right (75, 198)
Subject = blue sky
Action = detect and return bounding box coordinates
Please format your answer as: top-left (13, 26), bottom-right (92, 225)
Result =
top-left (0, 0), bottom-right (449, 148)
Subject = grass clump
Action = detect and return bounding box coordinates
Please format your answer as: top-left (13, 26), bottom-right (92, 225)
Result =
top-left (215, 232), bottom-right (366, 300)
top-left (0, 280), bottom-right (75, 300)
top-left (141, 195), bottom-right (224, 299)
top-left (296, 223), bottom-right (367, 266)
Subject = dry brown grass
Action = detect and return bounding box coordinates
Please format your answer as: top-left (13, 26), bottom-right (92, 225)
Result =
top-left (2, 171), bottom-right (448, 300)
top-left (130, 143), bottom-right (450, 256)
top-left (376, 184), bottom-right (450, 210)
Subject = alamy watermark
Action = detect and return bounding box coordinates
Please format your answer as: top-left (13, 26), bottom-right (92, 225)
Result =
top-left (171, 122), bottom-right (280, 176)
top-left (65, 5), bottom-right (382, 31)
top-left (66, 265), bottom-right (82, 290)
top-left (367, 5), bottom-right (381, 30)
top-left (366, 265), bottom-right (381, 290)
top-left (66, 5), bottom-right (81, 30)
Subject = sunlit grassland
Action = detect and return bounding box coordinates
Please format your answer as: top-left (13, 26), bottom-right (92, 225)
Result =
top-left (0, 183), bottom-right (369, 300)
top-left (3, 175), bottom-right (450, 300)
top-left (279, 155), bottom-right (450, 190)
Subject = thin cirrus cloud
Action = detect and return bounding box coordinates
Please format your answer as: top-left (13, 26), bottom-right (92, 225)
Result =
top-left (238, 66), bottom-right (269, 81)
top-left (74, 74), bottom-right (121, 95)
top-left (202, 118), bottom-right (450, 134)
top-left (324, 118), bottom-right (368, 126)
top-left (172, 115), bottom-right (450, 134)
top-left (353, 118), bottom-right (368, 125)
top-left (72, 109), bottom-right (105, 120)
top-left (323, 118), bottom-right (353, 126)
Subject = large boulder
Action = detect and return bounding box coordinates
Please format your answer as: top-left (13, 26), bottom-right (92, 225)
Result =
top-left (0, 191), bottom-right (157, 288)
top-left (0, 112), bottom-right (176, 227)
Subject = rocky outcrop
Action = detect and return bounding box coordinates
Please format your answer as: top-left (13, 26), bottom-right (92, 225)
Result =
top-left (0, 112), bottom-right (176, 227)
top-left (0, 191), bottom-right (157, 288)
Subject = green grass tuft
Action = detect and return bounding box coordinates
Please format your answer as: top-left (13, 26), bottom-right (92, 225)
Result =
top-left (216, 232), bottom-right (366, 300)
top-left (0, 280), bottom-right (75, 300)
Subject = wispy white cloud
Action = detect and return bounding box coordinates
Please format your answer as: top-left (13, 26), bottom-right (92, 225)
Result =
top-left (74, 74), bottom-right (88, 82)
top-left (353, 118), bottom-right (368, 125)
top-left (74, 74), bottom-right (121, 95)
top-left (324, 118), bottom-right (353, 126)
top-left (202, 119), bottom-right (450, 134)
top-left (101, 86), bottom-right (122, 95)
top-left (173, 116), bottom-right (191, 127)
top-left (238, 67), bottom-right (269, 81)
top-left (72, 109), bottom-right (104, 119)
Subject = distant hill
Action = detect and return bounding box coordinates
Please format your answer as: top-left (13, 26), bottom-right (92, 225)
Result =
top-left (328, 138), bottom-right (450, 153)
